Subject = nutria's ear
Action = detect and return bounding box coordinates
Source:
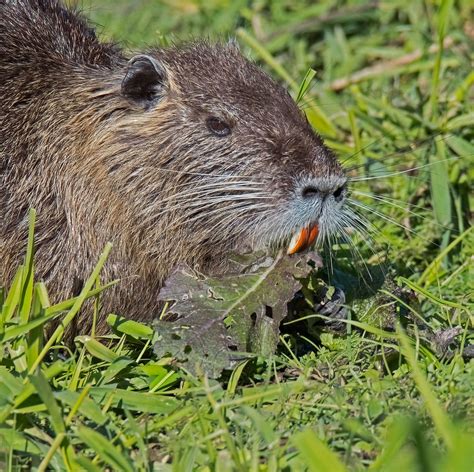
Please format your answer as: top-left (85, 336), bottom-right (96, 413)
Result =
top-left (121, 55), bottom-right (167, 109)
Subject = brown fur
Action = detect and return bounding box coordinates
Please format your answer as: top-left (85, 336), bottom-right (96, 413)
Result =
top-left (0, 0), bottom-right (346, 337)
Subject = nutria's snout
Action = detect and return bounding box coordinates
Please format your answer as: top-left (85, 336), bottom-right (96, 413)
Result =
top-left (288, 172), bottom-right (348, 253)
top-left (251, 164), bottom-right (348, 255)
top-left (299, 176), bottom-right (347, 203)
top-left (280, 173), bottom-right (348, 254)
top-left (296, 174), bottom-right (348, 222)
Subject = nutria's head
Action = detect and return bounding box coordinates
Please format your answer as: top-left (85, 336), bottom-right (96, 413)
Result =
top-left (111, 42), bottom-right (347, 266)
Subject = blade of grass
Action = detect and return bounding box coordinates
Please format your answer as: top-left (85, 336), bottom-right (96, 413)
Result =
top-left (399, 277), bottom-right (465, 309)
top-left (76, 426), bottom-right (134, 472)
top-left (29, 371), bottom-right (66, 435)
top-left (30, 370), bottom-right (74, 470)
top-left (27, 243), bottom-right (113, 376)
top-left (44, 279), bottom-right (119, 317)
top-left (418, 225), bottom-right (473, 286)
top-left (75, 335), bottom-right (120, 363)
top-left (427, 0), bottom-right (454, 120)
top-left (1, 266), bottom-right (24, 326)
top-left (26, 283), bottom-right (48, 370)
top-left (296, 68), bottom-right (317, 103)
top-left (19, 209), bottom-right (36, 325)
top-left (292, 429), bottom-right (346, 472)
top-left (0, 361), bottom-right (66, 423)
top-left (430, 139), bottom-right (452, 246)
top-left (37, 433), bottom-right (66, 472)
top-left (396, 325), bottom-right (455, 450)
top-left (106, 313), bottom-right (153, 339)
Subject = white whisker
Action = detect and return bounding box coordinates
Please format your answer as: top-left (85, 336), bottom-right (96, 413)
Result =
top-left (348, 157), bottom-right (457, 182)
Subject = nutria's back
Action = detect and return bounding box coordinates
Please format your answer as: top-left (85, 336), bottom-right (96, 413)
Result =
top-left (0, 0), bottom-right (348, 337)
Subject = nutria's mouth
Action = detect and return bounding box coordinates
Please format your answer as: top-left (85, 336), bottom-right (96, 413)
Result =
top-left (287, 224), bottom-right (319, 255)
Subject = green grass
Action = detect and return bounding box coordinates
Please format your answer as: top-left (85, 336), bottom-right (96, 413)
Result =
top-left (1, 0), bottom-right (473, 470)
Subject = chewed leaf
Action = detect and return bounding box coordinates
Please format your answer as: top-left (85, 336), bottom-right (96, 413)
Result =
top-left (154, 251), bottom-right (321, 378)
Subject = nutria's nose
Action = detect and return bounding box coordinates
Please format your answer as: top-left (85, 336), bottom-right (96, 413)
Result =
top-left (301, 180), bottom-right (347, 203)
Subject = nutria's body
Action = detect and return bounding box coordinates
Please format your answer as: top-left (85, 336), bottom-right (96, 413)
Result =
top-left (0, 0), bottom-right (348, 337)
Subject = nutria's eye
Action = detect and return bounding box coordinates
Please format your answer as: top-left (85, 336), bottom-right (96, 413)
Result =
top-left (206, 117), bottom-right (231, 137)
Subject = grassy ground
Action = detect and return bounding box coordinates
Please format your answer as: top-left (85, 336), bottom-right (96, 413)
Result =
top-left (1, 0), bottom-right (473, 470)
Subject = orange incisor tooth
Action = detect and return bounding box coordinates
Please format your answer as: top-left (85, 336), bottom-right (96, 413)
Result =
top-left (287, 225), bottom-right (319, 255)
top-left (307, 225), bottom-right (319, 246)
top-left (287, 227), bottom-right (309, 255)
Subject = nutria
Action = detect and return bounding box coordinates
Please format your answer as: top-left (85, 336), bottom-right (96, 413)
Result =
top-left (0, 0), bottom-right (348, 337)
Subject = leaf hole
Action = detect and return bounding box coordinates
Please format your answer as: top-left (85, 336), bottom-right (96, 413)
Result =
top-left (250, 313), bottom-right (257, 327)
top-left (265, 305), bottom-right (273, 319)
